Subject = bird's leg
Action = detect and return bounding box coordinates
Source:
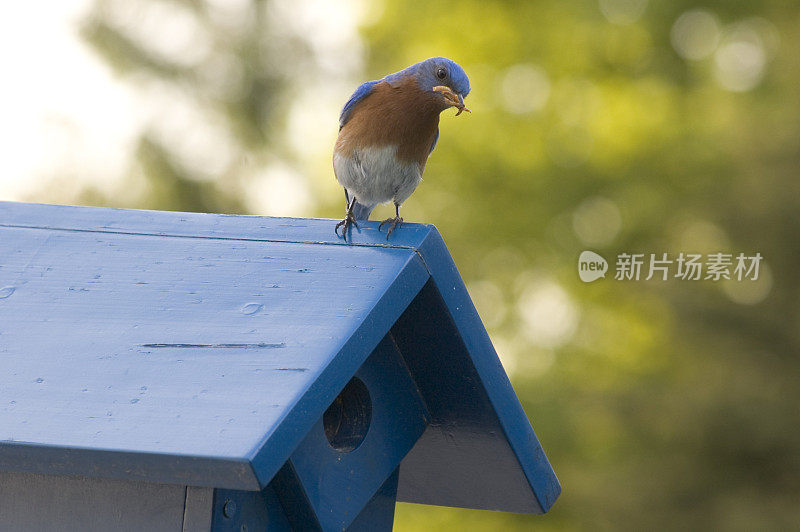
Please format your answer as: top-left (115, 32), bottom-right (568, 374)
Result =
top-left (379, 203), bottom-right (403, 239)
top-left (335, 195), bottom-right (360, 241)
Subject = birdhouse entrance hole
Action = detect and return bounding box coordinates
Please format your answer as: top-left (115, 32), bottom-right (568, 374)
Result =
top-left (323, 377), bottom-right (372, 452)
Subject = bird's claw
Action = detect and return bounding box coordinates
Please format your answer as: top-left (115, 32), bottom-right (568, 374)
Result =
top-left (335, 215), bottom-right (359, 241)
top-left (378, 216), bottom-right (403, 239)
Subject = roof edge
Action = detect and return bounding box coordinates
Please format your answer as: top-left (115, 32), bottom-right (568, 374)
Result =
top-left (0, 440), bottom-right (261, 490)
top-left (0, 201), bottom-right (435, 250)
top-left (415, 227), bottom-right (561, 512)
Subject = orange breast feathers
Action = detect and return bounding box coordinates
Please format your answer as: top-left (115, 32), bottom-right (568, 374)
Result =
top-left (334, 76), bottom-right (442, 170)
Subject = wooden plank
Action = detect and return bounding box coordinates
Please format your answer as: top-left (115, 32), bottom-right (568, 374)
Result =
top-left (0, 470), bottom-right (185, 531)
top-left (183, 486), bottom-right (213, 531)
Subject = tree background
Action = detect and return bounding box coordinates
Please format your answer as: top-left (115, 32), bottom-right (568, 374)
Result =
top-left (10, 0), bottom-right (800, 529)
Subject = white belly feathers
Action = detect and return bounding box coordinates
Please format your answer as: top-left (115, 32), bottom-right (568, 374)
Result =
top-left (333, 145), bottom-right (422, 209)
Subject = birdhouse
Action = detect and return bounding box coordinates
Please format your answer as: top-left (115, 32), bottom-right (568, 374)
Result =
top-left (0, 201), bottom-right (560, 531)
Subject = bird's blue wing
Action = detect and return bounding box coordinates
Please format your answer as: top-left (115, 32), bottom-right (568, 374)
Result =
top-left (429, 128), bottom-right (440, 154)
top-left (339, 80), bottom-right (379, 130)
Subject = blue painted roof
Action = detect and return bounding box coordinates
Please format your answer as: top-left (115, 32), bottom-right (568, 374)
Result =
top-left (0, 201), bottom-right (559, 514)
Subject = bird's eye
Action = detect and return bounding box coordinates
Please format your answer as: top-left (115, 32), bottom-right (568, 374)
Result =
top-left (436, 67), bottom-right (447, 80)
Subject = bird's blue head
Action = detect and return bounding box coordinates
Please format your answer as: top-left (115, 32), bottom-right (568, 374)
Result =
top-left (416, 57), bottom-right (470, 113)
top-left (387, 57), bottom-right (471, 113)
top-left (415, 57), bottom-right (470, 96)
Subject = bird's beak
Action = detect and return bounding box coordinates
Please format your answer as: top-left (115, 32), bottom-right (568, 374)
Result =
top-left (433, 86), bottom-right (470, 116)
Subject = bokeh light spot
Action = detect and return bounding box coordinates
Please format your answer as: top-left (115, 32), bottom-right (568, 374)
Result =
top-left (573, 196), bottom-right (622, 247)
top-left (500, 64), bottom-right (550, 114)
top-left (674, 219), bottom-right (730, 255)
top-left (722, 263), bottom-right (772, 305)
top-left (517, 278), bottom-right (579, 348)
top-left (714, 24), bottom-right (768, 92)
top-left (670, 9), bottom-right (721, 60)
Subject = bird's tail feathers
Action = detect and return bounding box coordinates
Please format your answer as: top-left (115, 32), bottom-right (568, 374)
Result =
top-left (351, 201), bottom-right (374, 221)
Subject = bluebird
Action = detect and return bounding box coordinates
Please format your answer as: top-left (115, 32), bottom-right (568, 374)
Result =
top-left (333, 57), bottom-right (470, 240)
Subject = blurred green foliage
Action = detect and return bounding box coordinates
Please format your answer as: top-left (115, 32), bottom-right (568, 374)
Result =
top-left (73, 0), bottom-right (800, 529)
